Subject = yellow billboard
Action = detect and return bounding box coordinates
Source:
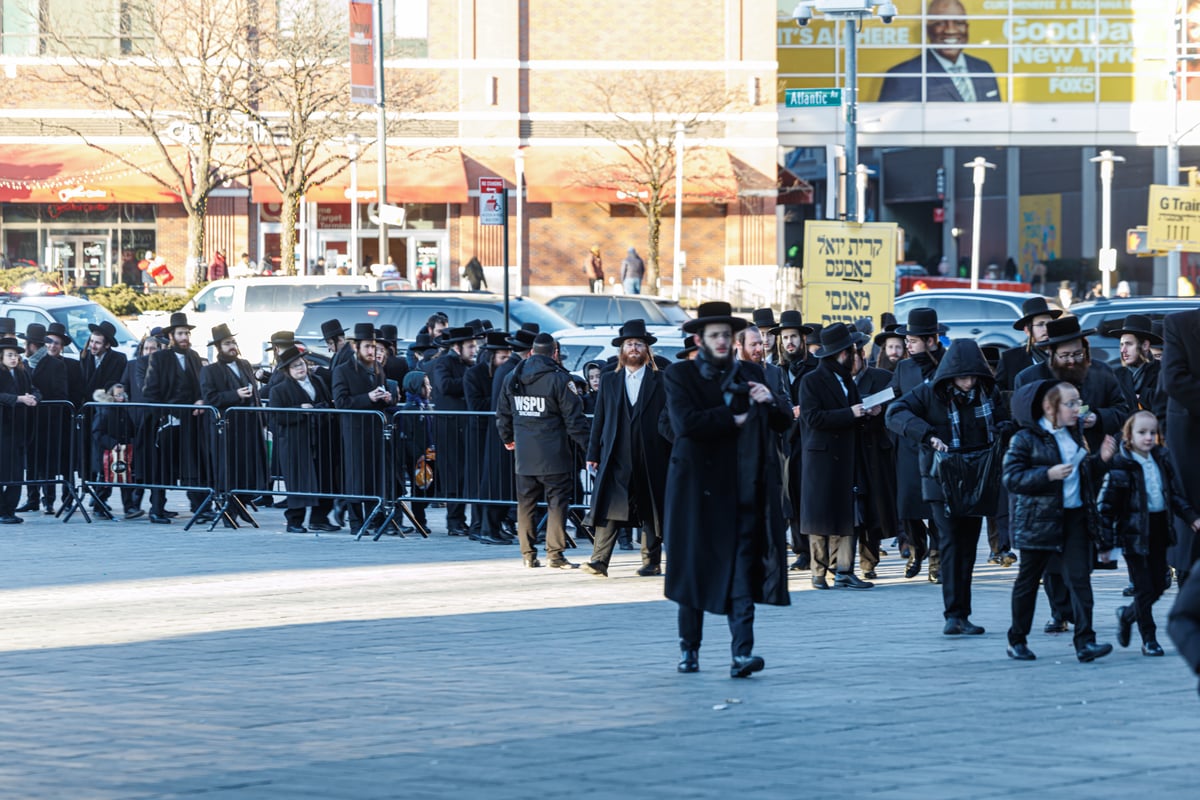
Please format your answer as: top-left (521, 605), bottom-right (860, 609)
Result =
top-left (1018, 194), bottom-right (1061, 274)
top-left (777, 0), bottom-right (1176, 104)
top-left (802, 220), bottom-right (897, 327)
top-left (1147, 184), bottom-right (1200, 252)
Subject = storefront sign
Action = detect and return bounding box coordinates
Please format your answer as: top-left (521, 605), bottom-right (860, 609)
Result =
top-left (349, 0), bottom-right (376, 105)
top-left (802, 220), bottom-right (897, 326)
top-left (57, 186), bottom-right (108, 202)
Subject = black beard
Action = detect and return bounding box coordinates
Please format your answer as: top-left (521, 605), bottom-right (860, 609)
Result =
top-left (700, 343), bottom-right (732, 368)
top-left (1050, 360), bottom-right (1089, 386)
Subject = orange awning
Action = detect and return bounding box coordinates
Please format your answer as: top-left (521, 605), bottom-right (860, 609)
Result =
top-left (519, 146), bottom-right (738, 204)
top-left (251, 147), bottom-right (468, 205)
top-left (0, 144), bottom-right (183, 203)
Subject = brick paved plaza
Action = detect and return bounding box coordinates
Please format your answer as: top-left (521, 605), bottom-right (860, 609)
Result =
top-left (1, 506), bottom-right (1197, 799)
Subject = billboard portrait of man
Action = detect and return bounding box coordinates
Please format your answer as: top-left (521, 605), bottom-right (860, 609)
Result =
top-left (877, 0), bottom-right (999, 102)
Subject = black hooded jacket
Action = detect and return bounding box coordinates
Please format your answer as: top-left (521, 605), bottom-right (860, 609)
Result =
top-left (886, 340), bottom-right (1010, 505)
top-left (1002, 379), bottom-right (1109, 551)
top-left (496, 354), bottom-right (590, 476)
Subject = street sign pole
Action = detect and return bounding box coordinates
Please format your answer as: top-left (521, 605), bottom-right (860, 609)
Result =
top-left (479, 177), bottom-right (508, 329)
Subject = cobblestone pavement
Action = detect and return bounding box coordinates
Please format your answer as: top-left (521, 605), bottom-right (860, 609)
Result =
top-left (1, 502), bottom-right (1197, 799)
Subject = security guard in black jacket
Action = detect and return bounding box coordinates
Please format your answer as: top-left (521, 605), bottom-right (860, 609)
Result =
top-left (496, 333), bottom-right (591, 568)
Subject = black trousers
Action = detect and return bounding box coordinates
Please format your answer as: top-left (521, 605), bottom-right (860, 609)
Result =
top-left (929, 504), bottom-right (982, 620)
top-left (1008, 507), bottom-right (1096, 650)
top-left (859, 527), bottom-right (882, 573)
top-left (0, 483), bottom-right (19, 516)
top-left (150, 488), bottom-right (207, 515)
top-left (591, 517), bottom-right (661, 568)
top-left (285, 498), bottom-right (334, 527)
top-left (677, 516), bottom-right (756, 658)
top-left (1121, 511), bottom-right (1171, 644)
top-left (94, 486), bottom-right (138, 514)
top-left (903, 518), bottom-right (932, 560)
top-left (517, 472), bottom-right (573, 559)
top-left (789, 518), bottom-right (810, 557)
top-left (987, 484), bottom-right (1012, 554)
top-left (808, 533), bottom-right (854, 578)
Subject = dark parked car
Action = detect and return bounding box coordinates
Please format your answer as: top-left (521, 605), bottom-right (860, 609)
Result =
top-left (1068, 296), bottom-right (1200, 365)
top-left (294, 292), bottom-right (572, 357)
top-left (893, 289), bottom-right (1047, 350)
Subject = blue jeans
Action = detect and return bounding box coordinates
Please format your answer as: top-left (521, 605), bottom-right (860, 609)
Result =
top-left (623, 277), bottom-right (642, 295)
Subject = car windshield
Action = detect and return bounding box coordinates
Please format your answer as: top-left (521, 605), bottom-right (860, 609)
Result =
top-left (508, 300), bottom-right (573, 333)
top-left (51, 304), bottom-right (137, 348)
top-left (654, 301), bottom-right (691, 324)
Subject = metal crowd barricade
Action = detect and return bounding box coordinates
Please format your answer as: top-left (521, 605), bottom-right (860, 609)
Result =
top-left (389, 408), bottom-right (593, 545)
top-left (223, 406), bottom-right (395, 540)
top-left (73, 401), bottom-right (222, 530)
top-left (15, 400), bottom-right (83, 519)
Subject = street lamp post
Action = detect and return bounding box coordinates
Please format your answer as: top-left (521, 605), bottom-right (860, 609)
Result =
top-left (795, 1), bottom-right (896, 223)
top-left (963, 156), bottom-right (996, 291)
top-left (513, 149), bottom-right (525, 325)
top-left (672, 121), bottom-right (685, 301)
top-left (1090, 149), bottom-right (1125, 298)
top-left (347, 134), bottom-right (360, 274)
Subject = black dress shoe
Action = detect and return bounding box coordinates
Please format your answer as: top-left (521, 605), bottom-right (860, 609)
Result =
top-left (678, 649), bottom-right (699, 673)
top-left (636, 564), bottom-right (662, 577)
top-left (959, 619), bottom-right (985, 635)
top-left (0, 515), bottom-right (22, 524)
top-left (164, 510), bottom-right (179, 518)
top-left (905, 557), bottom-right (923, 579)
top-left (148, 514), bottom-right (172, 524)
top-left (834, 573), bottom-right (874, 589)
top-left (286, 524), bottom-right (308, 533)
top-left (1122, 582), bottom-right (1136, 597)
top-left (124, 509), bottom-right (146, 520)
top-left (730, 654), bottom-right (765, 678)
top-left (1076, 641), bottom-right (1114, 663)
top-left (16, 501), bottom-right (39, 513)
top-left (1007, 643), bottom-right (1037, 661)
top-left (943, 618), bottom-right (967, 635)
top-left (1142, 640), bottom-right (1165, 657)
top-left (863, 570), bottom-right (878, 580)
top-left (789, 557), bottom-right (810, 572)
top-left (447, 527), bottom-right (469, 537)
top-left (478, 534), bottom-right (512, 545)
top-left (310, 522), bottom-right (340, 533)
top-left (1044, 617), bottom-right (1070, 634)
top-left (581, 561), bottom-right (608, 577)
top-left (811, 576), bottom-right (830, 590)
top-left (522, 556), bottom-right (541, 568)
top-left (547, 558), bottom-right (577, 569)
top-left (42, 504), bottom-right (55, 515)
top-left (1116, 606), bottom-right (1132, 648)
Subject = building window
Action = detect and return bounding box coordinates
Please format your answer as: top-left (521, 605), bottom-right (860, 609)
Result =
top-left (385, 0), bottom-right (427, 57)
top-left (0, 0), bottom-right (150, 56)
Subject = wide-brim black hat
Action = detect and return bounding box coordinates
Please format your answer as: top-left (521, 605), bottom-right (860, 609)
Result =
top-left (480, 331), bottom-right (513, 350)
top-left (350, 322), bottom-right (378, 342)
top-left (45, 322), bottom-right (74, 345)
top-left (162, 312), bottom-right (194, 334)
top-left (207, 323), bottom-right (237, 347)
top-left (0, 317), bottom-right (20, 339)
top-left (612, 318), bottom-right (658, 347)
top-left (873, 323), bottom-right (904, 347)
top-left (813, 323), bottom-right (857, 359)
top-left (675, 333), bottom-right (698, 359)
top-left (377, 324), bottom-right (399, 347)
top-left (1012, 296), bottom-right (1064, 330)
top-left (895, 307), bottom-right (948, 337)
top-left (436, 326), bottom-right (480, 346)
top-left (751, 308), bottom-right (777, 329)
top-left (1106, 313), bottom-right (1162, 345)
top-left (87, 321), bottom-right (119, 347)
top-left (276, 345), bottom-right (307, 370)
top-left (770, 309), bottom-right (813, 336)
top-left (265, 330), bottom-right (297, 350)
top-left (409, 332), bottom-right (437, 353)
top-left (504, 328), bottom-right (537, 352)
top-left (24, 323), bottom-right (46, 345)
top-left (0, 336), bottom-right (22, 352)
top-left (1037, 316), bottom-right (1095, 348)
top-left (320, 319), bottom-right (346, 341)
top-left (683, 301), bottom-right (747, 334)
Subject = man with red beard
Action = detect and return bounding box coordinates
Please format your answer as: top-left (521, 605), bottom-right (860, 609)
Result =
top-left (872, 324), bottom-right (906, 373)
top-left (582, 320), bottom-right (670, 577)
top-left (1014, 315), bottom-right (1131, 632)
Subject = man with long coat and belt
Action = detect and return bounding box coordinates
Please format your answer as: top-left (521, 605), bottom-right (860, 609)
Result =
top-left (581, 319), bottom-right (671, 578)
top-left (664, 301), bottom-right (792, 678)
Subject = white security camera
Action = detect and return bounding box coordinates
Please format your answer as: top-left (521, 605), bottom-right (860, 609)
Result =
top-left (876, 2), bottom-right (897, 23)
top-left (794, 3), bottom-right (814, 26)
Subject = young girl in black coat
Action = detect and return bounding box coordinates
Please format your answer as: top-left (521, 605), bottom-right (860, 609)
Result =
top-left (1098, 411), bottom-right (1200, 656)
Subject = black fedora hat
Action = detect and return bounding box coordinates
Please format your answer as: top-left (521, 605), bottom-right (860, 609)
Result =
top-left (1107, 314), bottom-right (1162, 345)
top-left (806, 322), bottom-right (824, 342)
top-left (87, 320), bottom-right (119, 347)
top-left (464, 318), bottom-right (490, 337)
top-left (0, 336), bottom-right (22, 352)
top-left (879, 311), bottom-right (898, 330)
top-left (265, 330), bottom-right (297, 351)
top-left (408, 332), bottom-right (438, 353)
top-left (349, 322), bottom-right (378, 342)
top-left (320, 319), bottom-right (346, 341)
top-left (0, 317), bottom-right (17, 338)
top-left (770, 309), bottom-right (813, 336)
top-left (895, 307), bottom-right (947, 337)
top-left (873, 323), bottom-right (904, 347)
top-left (683, 301), bottom-right (748, 334)
top-left (275, 345), bottom-right (307, 371)
top-left (1152, 320), bottom-right (1164, 343)
top-left (751, 308), bottom-right (777, 329)
top-left (480, 330), bottom-right (513, 351)
top-left (813, 323), bottom-right (857, 359)
top-left (612, 318), bottom-right (658, 347)
top-left (377, 324), bottom-right (399, 347)
top-left (675, 333), bottom-right (698, 359)
top-left (504, 325), bottom-right (539, 352)
top-left (1012, 296), bottom-right (1064, 330)
top-left (45, 322), bottom-right (74, 345)
top-left (207, 323), bottom-right (237, 347)
top-left (162, 312), bottom-right (194, 334)
top-left (436, 326), bottom-right (478, 346)
top-left (24, 322), bottom-right (47, 345)
top-left (1038, 315), bottom-right (1095, 348)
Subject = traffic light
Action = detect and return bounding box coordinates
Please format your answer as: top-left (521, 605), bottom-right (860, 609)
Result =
top-left (1126, 227), bottom-right (1150, 256)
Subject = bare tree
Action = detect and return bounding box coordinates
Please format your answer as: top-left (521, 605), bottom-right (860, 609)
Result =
top-left (580, 72), bottom-right (737, 291)
top-left (235, 2), bottom-right (437, 275)
top-left (35, 0), bottom-right (258, 284)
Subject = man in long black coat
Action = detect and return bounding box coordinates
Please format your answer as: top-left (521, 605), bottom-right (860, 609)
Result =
top-left (581, 320), bottom-right (671, 578)
top-left (890, 307), bottom-right (947, 581)
top-left (464, 331), bottom-right (513, 545)
top-left (268, 347), bottom-right (339, 533)
top-left (771, 310), bottom-right (816, 571)
top-left (478, 326), bottom-right (537, 543)
top-left (799, 324), bottom-right (876, 590)
top-left (853, 338), bottom-right (898, 578)
top-left (81, 321), bottom-right (128, 396)
top-left (1162, 310), bottom-right (1200, 582)
top-left (332, 323), bottom-right (395, 534)
top-left (21, 324), bottom-right (68, 514)
top-left (199, 324), bottom-right (270, 521)
top-left (430, 326), bottom-right (479, 536)
top-left (664, 302), bottom-right (792, 679)
top-left (142, 313), bottom-right (210, 524)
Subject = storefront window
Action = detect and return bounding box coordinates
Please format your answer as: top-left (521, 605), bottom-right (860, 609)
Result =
top-left (42, 203), bottom-right (120, 223)
top-left (4, 230), bottom-right (39, 267)
top-left (2, 204), bottom-right (38, 223)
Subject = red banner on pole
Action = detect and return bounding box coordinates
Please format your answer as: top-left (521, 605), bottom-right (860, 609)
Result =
top-left (349, 0), bottom-right (376, 105)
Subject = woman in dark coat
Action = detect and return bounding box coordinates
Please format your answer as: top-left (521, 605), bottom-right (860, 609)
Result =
top-left (1002, 379), bottom-right (1116, 663)
top-left (269, 347), bottom-right (339, 533)
top-left (887, 339), bottom-right (1010, 636)
top-left (0, 337), bottom-right (40, 523)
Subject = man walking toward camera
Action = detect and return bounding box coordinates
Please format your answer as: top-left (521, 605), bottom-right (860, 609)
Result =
top-left (665, 302), bottom-right (792, 678)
